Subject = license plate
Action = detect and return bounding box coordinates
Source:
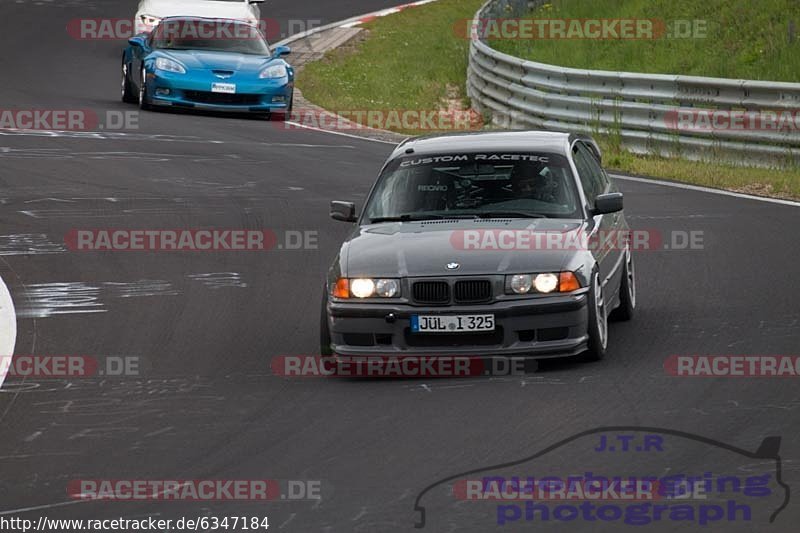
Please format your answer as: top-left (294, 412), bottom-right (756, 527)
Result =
top-left (411, 314), bottom-right (495, 333)
top-left (211, 83), bottom-right (236, 94)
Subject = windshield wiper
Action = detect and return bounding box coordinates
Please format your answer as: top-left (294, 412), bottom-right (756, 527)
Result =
top-left (473, 211), bottom-right (547, 219)
top-left (368, 213), bottom-right (456, 223)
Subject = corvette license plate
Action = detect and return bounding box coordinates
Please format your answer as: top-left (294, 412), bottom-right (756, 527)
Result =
top-left (211, 83), bottom-right (236, 94)
top-left (411, 314), bottom-right (495, 333)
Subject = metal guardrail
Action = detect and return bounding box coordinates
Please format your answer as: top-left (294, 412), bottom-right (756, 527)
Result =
top-left (467, 0), bottom-right (800, 166)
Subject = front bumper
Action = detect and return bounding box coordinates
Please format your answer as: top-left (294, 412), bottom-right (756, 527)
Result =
top-left (328, 291), bottom-right (589, 359)
top-left (147, 71), bottom-right (293, 113)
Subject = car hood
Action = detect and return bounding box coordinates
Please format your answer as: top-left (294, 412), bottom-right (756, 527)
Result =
top-left (341, 218), bottom-right (586, 278)
top-left (138, 0), bottom-right (253, 21)
top-left (160, 50), bottom-right (272, 72)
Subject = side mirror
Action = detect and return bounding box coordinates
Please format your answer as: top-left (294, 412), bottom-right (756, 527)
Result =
top-left (128, 36), bottom-right (147, 48)
top-left (330, 201), bottom-right (357, 222)
top-left (593, 192), bottom-right (623, 215)
top-left (272, 45), bottom-right (291, 58)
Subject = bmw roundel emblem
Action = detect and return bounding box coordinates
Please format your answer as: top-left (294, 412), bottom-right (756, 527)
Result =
top-left (446, 262), bottom-right (460, 270)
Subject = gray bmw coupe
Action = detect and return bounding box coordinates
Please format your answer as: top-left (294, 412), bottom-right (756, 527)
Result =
top-left (322, 131), bottom-right (635, 363)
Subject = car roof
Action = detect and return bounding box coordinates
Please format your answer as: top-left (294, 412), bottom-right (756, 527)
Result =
top-left (389, 130), bottom-right (591, 159)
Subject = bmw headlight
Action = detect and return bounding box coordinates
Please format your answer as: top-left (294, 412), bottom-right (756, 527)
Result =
top-left (506, 272), bottom-right (581, 294)
top-left (259, 64), bottom-right (288, 79)
top-left (333, 278), bottom-right (400, 299)
top-left (155, 57), bottom-right (186, 74)
top-left (509, 274), bottom-right (533, 294)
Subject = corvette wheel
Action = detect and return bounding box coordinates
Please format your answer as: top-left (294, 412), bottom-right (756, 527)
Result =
top-left (582, 271), bottom-right (608, 362)
top-left (138, 68), bottom-right (151, 110)
top-left (121, 62), bottom-right (136, 103)
top-left (610, 246), bottom-right (636, 321)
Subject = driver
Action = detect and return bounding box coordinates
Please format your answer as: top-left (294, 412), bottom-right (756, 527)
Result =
top-left (511, 164), bottom-right (559, 204)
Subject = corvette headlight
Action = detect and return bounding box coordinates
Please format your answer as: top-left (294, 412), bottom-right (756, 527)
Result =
top-left (506, 272), bottom-right (581, 294)
top-left (139, 14), bottom-right (161, 27)
top-left (259, 64), bottom-right (287, 79)
top-left (334, 278), bottom-right (400, 299)
top-left (155, 57), bottom-right (186, 74)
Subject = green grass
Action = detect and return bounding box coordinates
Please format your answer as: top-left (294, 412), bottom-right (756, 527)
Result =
top-left (298, 0), bottom-right (800, 199)
top-left (492, 0), bottom-right (800, 82)
top-left (299, 0), bottom-right (485, 133)
top-left (601, 145), bottom-right (800, 199)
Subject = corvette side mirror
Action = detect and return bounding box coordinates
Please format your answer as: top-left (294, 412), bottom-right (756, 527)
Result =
top-left (272, 45), bottom-right (291, 58)
top-left (128, 36), bottom-right (147, 48)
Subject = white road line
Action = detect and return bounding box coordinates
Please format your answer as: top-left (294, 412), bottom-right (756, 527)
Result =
top-left (284, 121), bottom-right (397, 144)
top-left (611, 174), bottom-right (800, 207)
top-left (274, 1), bottom-right (442, 47)
top-left (0, 499), bottom-right (86, 516)
top-left (0, 274), bottom-right (17, 389)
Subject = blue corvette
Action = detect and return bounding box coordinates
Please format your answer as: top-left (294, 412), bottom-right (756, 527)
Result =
top-left (122, 17), bottom-right (294, 119)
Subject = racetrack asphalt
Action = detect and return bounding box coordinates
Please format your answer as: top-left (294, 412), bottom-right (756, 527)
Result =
top-left (0, 0), bottom-right (798, 531)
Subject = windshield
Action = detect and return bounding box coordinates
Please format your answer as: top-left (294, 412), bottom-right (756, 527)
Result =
top-left (151, 20), bottom-right (271, 55)
top-left (363, 152), bottom-right (581, 222)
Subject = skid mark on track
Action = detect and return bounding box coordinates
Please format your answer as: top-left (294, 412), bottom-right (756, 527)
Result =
top-left (15, 280), bottom-right (178, 318)
top-left (188, 273), bottom-right (247, 289)
top-left (0, 234), bottom-right (66, 255)
top-left (15, 197), bottom-right (286, 219)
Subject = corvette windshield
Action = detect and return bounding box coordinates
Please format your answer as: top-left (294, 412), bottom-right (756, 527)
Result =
top-left (151, 21), bottom-right (271, 55)
top-left (364, 152), bottom-right (580, 222)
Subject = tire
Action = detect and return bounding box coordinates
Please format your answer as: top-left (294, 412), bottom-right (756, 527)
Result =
top-left (121, 61), bottom-right (136, 104)
top-left (609, 246), bottom-right (635, 321)
top-left (320, 287), bottom-right (333, 356)
top-left (581, 270), bottom-right (608, 362)
top-left (138, 67), bottom-right (151, 110)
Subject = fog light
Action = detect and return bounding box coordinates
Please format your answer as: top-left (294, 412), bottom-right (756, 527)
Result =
top-left (271, 96), bottom-right (286, 103)
top-left (155, 88), bottom-right (171, 96)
